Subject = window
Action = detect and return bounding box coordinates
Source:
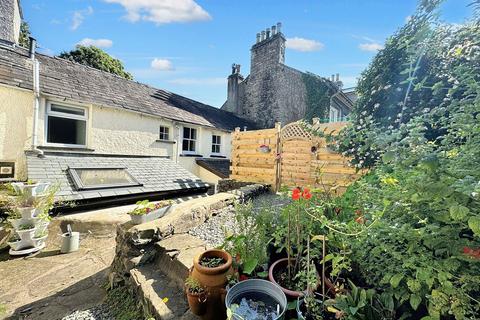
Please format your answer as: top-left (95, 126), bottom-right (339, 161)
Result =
top-left (46, 103), bottom-right (87, 146)
top-left (329, 106), bottom-right (341, 123)
top-left (159, 126), bottom-right (169, 140)
top-left (68, 167), bottom-right (141, 191)
top-left (212, 135), bottom-right (221, 154)
top-left (182, 127), bottom-right (197, 153)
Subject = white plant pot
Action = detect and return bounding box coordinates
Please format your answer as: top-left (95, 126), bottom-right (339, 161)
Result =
top-left (9, 218), bottom-right (39, 230)
top-left (11, 182), bottom-right (51, 197)
top-left (129, 205), bottom-right (172, 225)
top-left (16, 228), bottom-right (36, 242)
top-left (33, 235), bottom-right (48, 248)
top-left (17, 207), bottom-right (40, 219)
top-left (35, 221), bottom-right (49, 237)
top-left (7, 240), bottom-right (23, 251)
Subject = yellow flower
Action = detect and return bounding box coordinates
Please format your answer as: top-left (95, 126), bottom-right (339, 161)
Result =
top-left (162, 297), bottom-right (169, 303)
top-left (381, 176), bottom-right (398, 186)
top-left (446, 149), bottom-right (459, 158)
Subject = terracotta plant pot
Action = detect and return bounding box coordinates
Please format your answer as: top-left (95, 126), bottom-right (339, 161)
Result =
top-left (191, 249), bottom-right (233, 320)
top-left (186, 288), bottom-right (207, 316)
top-left (268, 258), bottom-right (304, 298)
top-left (192, 249), bottom-right (233, 288)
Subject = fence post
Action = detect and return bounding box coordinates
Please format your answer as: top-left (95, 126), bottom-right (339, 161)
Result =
top-left (274, 122), bottom-right (282, 192)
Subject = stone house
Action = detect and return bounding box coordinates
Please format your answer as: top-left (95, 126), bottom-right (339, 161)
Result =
top-left (0, 0), bottom-right (255, 204)
top-left (222, 23), bottom-right (354, 129)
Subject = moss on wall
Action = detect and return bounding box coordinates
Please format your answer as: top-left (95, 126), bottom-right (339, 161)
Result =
top-left (302, 72), bottom-right (333, 122)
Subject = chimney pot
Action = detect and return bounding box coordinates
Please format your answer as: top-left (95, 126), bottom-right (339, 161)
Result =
top-left (29, 37), bottom-right (37, 59)
top-left (272, 25), bottom-right (277, 35)
top-left (336, 73), bottom-right (340, 82)
top-left (256, 33), bottom-right (261, 43)
top-left (261, 30), bottom-right (266, 41)
top-left (266, 28), bottom-right (271, 39)
top-left (276, 22), bottom-right (282, 34)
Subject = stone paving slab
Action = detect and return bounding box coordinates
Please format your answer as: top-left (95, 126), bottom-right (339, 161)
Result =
top-left (0, 223), bottom-right (117, 320)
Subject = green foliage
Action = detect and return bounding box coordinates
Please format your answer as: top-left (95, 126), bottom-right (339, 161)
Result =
top-left (58, 46), bottom-right (133, 80)
top-left (302, 72), bottom-right (334, 122)
top-left (327, 280), bottom-right (396, 320)
top-left (105, 286), bottom-right (145, 320)
top-left (128, 200), bottom-right (172, 215)
top-left (221, 201), bottom-right (276, 275)
top-left (185, 276), bottom-right (204, 294)
top-left (18, 21), bottom-right (31, 49)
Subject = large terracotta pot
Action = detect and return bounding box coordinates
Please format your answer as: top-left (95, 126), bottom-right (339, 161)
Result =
top-left (191, 249), bottom-right (233, 320)
top-left (185, 288), bottom-right (207, 316)
top-left (268, 258), bottom-right (305, 298)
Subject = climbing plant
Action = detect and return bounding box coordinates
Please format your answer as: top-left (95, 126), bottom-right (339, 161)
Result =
top-left (302, 72), bottom-right (333, 122)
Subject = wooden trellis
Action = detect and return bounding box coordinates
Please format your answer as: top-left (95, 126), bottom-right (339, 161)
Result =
top-left (230, 121), bottom-right (361, 194)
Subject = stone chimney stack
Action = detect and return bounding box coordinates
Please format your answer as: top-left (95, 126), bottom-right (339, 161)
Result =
top-left (0, 0), bottom-right (23, 45)
top-left (224, 63), bottom-right (244, 114)
top-left (250, 22), bottom-right (286, 75)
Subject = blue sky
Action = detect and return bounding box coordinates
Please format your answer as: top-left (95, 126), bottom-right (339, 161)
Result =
top-left (23, 0), bottom-right (473, 107)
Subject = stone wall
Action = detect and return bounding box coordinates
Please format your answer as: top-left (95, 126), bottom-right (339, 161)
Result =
top-left (108, 187), bottom-right (269, 319)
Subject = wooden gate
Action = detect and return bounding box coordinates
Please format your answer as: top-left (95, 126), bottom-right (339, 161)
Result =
top-left (230, 121), bottom-right (360, 193)
top-left (279, 121), bottom-right (359, 194)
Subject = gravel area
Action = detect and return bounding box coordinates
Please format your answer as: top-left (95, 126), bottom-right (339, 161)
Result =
top-left (61, 304), bottom-right (113, 320)
top-left (189, 205), bottom-right (236, 247)
top-left (189, 193), bottom-right (290, 247)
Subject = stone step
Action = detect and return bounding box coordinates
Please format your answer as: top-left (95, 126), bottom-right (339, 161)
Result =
top-left (131, 264), bottom-right (199, 320)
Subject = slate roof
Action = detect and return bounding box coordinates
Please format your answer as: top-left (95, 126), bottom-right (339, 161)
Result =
top-left (26, 152), bottom-right (209, 202)
top-left (196, 158), bottom-right (230, 178)
top-left (0, 45), bottom-right (257, 131)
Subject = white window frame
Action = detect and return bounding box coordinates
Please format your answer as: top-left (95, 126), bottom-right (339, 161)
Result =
top-left (182, 126), bottom-right (197, 154)
top-left (211, 134), bottom-right (222, 155)
top-left (45, 101), bottom-right (88, 148)
top-left (159, 126), bottom-right (170, 141)
top-left (329, 106), bottom-right (341, 123)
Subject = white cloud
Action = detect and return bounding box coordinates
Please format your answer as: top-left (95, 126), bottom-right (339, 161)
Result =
top-left (103, 0), bottom-right (211, 24)
top-left (359, 43), bottom-right (384, 52)
top-left (71, 6), bottom-right (93, 30)
top-left (77, 38), bottom-right (113, 48)
top-left (151, 58), bottom-right (174, 71)
top-left (286, 37), bottom-right (324, 52)
top-left (168, 77), bottom-right (225, 86)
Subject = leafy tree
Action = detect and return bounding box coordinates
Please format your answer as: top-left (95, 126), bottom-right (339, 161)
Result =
top-left (58, 46), bottom-right (133, 80)
top-left (18, 21), bottom-right (31, 48)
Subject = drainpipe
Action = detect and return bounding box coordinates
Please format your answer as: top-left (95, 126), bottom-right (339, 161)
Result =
top-left (174, 122), bottom-right (180, 163)
top-left (29, 37), bottom-right (44, 157)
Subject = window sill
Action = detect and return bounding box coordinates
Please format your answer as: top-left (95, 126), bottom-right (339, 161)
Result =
top-left (210, 154), bottom-right (227, 158)
top-left (38, 146), bottom-right (95, 152)
top-left (180, 153), bottom-right (203, 157)
top-left (155, 139), bottom-right (176, 144)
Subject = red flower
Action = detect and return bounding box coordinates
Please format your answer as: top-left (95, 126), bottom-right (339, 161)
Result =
top-left (355, 216), bottom-right (365, 224)
top-left (292, 188), bottom-right (301, 201)
top-left (239, 275), bottom-right (249, 281)
top-left (302, 188), bottom-right (312, 200)
top-left (355, 209), bottom-right (362, 216)
top-left (463, 247), bottom-right (480, 259)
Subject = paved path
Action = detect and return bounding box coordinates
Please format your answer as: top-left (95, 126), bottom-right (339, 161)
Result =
top-left (0, 221), bottom-right (117, 320)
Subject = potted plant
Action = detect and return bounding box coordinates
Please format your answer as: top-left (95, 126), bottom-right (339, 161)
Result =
top-left (269, 187), bottom-right (313, 297)
top-left (258, 144), bottom-right (271, 153)
top-left (185, 276), bottom-right (207, 316)
top-left (128, 199), bottom-right (174, 225)
top-left (191, 249), bottom-right (233, 320)
top-left (225, 279), bottom-right (287, 320)
top-left (10, 180), bottom-right (50, 198)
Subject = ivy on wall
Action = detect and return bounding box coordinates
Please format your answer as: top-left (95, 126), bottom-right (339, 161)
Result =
top-left (302, 72), bottom-right (333, 122)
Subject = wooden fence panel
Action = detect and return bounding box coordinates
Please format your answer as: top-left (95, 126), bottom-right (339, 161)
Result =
top-left (229, 121), bottom-right (362, 193)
